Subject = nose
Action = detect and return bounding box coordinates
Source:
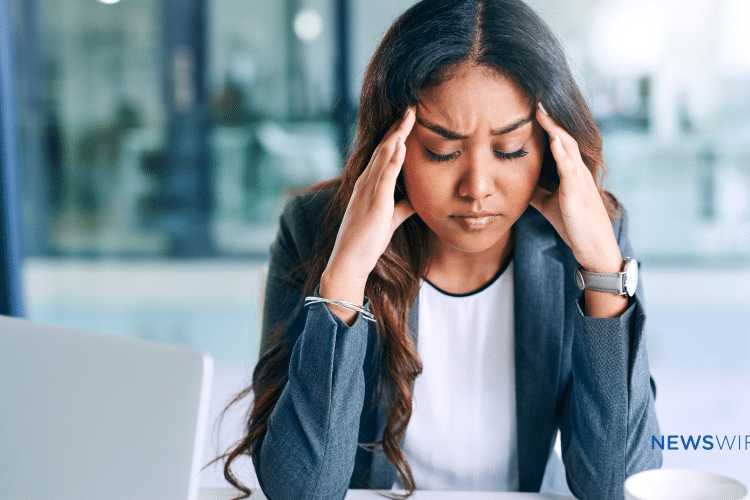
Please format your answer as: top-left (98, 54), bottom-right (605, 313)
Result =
top-left (457, 150), bottom-right (497, 200)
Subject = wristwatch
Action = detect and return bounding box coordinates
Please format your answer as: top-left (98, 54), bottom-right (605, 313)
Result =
top-left (574, 257), bottom-right (638, 297)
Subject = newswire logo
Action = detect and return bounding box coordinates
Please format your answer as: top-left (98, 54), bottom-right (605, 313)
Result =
top-left (652, 435), bottom-right (750, 451)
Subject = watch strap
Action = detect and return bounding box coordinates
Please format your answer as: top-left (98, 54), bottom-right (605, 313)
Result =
top-left (576, 265), bottom-right (625, 294)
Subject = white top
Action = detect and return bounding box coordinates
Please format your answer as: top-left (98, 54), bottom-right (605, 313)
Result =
top-left (398, 259), bottom-right (518, 491)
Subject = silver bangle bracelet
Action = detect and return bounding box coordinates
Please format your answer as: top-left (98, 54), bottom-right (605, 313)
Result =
top-left (304, 296), bottom-right (376, 323)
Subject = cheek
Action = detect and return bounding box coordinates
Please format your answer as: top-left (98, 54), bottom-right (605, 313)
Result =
top-left (524, 153), bottom-right (545, 188)
top-left (517, 134), bottom-right (547, 193)
top-left (402, 140), bottom-right (438, 203)
top-left (518, 164), bottom-right (542, 202)
top-left (402, 157), bottom-right (434, 210)
top-left (403, 170), bottom-right (454, 224)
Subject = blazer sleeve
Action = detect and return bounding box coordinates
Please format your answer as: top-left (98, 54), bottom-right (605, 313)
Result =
top-left (251, 193), bottom-right (372, 500)
top-left (559, 208), bottom-right (663, 500)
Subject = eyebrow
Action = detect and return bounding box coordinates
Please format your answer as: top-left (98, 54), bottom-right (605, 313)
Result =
top-left (415, 112), bottom-right (534, 140)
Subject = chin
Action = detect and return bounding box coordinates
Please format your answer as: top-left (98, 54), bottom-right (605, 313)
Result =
top-left (432, 227), bottom-right (511, 255)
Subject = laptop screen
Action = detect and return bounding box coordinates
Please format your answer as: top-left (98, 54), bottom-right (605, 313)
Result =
top-left (0, 314), bottom-right (213, 500)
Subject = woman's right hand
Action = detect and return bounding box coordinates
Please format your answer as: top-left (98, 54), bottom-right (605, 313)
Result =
top-left (320, 107), bottom-right (417, 324)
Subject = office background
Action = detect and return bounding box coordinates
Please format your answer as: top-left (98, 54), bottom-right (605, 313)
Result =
top-left (2, 0), bottom-right (749, 490)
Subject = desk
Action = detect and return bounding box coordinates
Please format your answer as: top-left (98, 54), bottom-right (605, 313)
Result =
top-left (199, 487), bottom-right (576, 500)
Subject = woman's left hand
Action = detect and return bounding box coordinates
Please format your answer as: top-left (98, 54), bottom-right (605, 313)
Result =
top-left (530, 102), bottom-right (622, 275)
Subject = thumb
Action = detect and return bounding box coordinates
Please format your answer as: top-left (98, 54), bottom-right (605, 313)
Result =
top-left (393, 198), bottom-right (416, 227)
top-left (529, 186), bottom-right (552, 215)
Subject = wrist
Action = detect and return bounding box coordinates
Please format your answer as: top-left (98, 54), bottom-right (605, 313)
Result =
top-left (579, 256), bottom-right (631, 318)
top-left (320, 268), bottom-right (367, 302)
top-left (579, 247), bottom-right (623, 275)
top-left (319, 269), bottom-right (368, 326)
top-left (583, 288), bottom-right (630, 318)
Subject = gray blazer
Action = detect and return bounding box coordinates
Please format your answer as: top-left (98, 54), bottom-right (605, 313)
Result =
top-left (252, 188), bottom-right (662, 500)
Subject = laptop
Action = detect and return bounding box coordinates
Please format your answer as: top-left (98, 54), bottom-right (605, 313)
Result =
top-left (0, 314), bottom-right (213, 500)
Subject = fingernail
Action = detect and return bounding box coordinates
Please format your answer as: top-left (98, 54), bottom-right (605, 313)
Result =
top-left (554, 134), bottom-right (561, 145)
top-left (538, 102), bottom-right (549, 116)
top-left (396, 136), bottom-right (403, 148)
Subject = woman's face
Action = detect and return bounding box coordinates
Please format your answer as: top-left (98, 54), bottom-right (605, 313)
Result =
top-left (403, 62), bottom-right (547, 258)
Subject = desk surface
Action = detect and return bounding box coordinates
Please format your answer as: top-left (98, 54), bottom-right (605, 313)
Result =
top-left (199, 487), bottom-right (576, 500)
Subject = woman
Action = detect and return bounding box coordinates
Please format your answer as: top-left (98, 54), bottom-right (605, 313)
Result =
top-left (220, 0), bottom-right (662, 498)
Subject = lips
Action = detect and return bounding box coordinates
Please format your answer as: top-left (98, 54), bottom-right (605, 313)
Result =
top-left (450, 212), bottom-right (500, 230)
top-left (453, 211), bottom-right (498, 218)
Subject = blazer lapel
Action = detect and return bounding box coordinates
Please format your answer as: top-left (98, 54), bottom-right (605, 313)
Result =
top-left (513, 208), bottom-right (566, 491)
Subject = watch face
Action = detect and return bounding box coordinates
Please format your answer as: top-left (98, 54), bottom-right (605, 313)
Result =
top-left (624, 258), bottom-right (638, 296)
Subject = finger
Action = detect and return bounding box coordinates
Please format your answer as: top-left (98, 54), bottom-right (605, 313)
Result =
top-left (371, 112), bottom-right (405, 164)
top-left (394, 105), bottom-right (417, 138)
top-left (537, 105), bottom-right (601, 192)
top-left (374, 135), bottom-right (406, 201)
top-left (382, 106), bottom-right (416, 154)
top-left (529, 185), bottom-right (553, 213)
top-left (359, 111), bottom-right (406, 186)
top-left (392, 198), bottom-right (416, 227)
top-left (535, 102), bottom-right (579, 154)
top-left (549, 133), bottom-right (577, 179)
top-left (535, 105), bottom-right (580, 183)
top-left (362, 107), bottom-right (415, 185)
top-left (528, 185), bottom-right (569, 244)
top-left (530, 183), bottom-right (576, 246)
top-left (376, 110), bottom-right (416, 189)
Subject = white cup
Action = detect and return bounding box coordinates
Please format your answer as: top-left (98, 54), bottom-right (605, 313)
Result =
top-left (624, 469), bottom-right (747, 500)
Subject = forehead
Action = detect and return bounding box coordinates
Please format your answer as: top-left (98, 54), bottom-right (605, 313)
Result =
top-left (417, 64), bottom-right (532, 128)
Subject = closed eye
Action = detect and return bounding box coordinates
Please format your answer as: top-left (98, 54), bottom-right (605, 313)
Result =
top-left (494, 147), bottom-right (528, 160)
top-left (425, 149), bottom-right (459, 162)
top-left (425, 147), bottom-right (529, 162)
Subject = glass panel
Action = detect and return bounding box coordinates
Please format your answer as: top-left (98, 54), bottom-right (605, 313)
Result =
top-left (13, 0), bottom-right (340, 489)
top-left (34, 0), bottom-right (167, 255)
top-left (560, 0), bottom-right (750, 264)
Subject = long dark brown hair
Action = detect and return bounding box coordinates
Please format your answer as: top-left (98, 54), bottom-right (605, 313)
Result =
top-left (215, 0), bottom-right (618, 497)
